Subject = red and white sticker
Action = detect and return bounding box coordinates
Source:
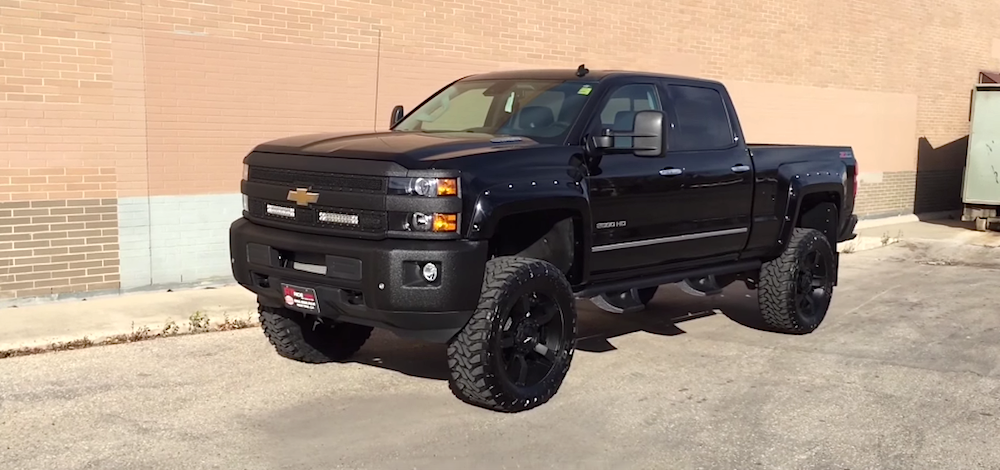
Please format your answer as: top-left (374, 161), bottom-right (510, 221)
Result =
top-left (281, 284), bottom-right (319, 312)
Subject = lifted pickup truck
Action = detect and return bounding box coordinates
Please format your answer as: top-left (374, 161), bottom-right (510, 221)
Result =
top-left (230, 66), bottom-right (858, 413)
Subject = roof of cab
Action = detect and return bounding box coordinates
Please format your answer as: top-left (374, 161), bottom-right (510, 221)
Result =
top-left (456, 68), bottom-right (722, 86)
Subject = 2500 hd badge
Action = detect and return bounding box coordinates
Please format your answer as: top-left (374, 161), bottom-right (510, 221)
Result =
top-left (230, 66), bottom-right (858, 413)
top-left (596, 220), bottom-right (627, 229)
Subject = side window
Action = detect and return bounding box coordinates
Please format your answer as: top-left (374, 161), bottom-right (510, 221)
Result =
top-left (666, 85), bottom-right (735, 151)
top-left (595, 84), bottom-right (661, 132)
top-left (592, 84), bottom-right (661, 148)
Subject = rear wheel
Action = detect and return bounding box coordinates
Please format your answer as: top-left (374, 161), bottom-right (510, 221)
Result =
top-left (259, 305), bottom-right (373, 363)
top-left (446, 256), bottom-right (577, 413)
top-left (757, 228), bottom-right (835, 334)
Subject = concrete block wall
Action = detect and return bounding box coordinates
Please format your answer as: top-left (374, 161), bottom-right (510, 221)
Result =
top-left (117, 194), bottom-right (242, 290)
top-left (2, 0), bottom-right (999, 303)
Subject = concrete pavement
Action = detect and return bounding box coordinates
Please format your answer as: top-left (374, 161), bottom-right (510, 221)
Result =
top-left (3, 240), bottom-right (1000, 469)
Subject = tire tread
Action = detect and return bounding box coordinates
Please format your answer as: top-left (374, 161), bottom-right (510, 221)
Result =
top-left (757, 227), bottom-right (832, 334)
top-left (259, 305), bottom-right (372, 363)
top-left (446, 256), bottom-right (576, 413)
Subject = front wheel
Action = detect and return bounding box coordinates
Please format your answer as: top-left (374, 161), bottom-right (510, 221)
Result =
top-left (757, 228), bottom-right (836, 334)
top-left (259, 305), bottom-right (373, 363)
top-left (446, 256), bottom-right (577, 413)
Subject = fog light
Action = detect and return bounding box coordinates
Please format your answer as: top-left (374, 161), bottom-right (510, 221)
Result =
top-left (421, 262), bottom-right (438, 282)
top-left (319, 211), bottom-right (359, 226)
top-left (242, 194), bottom-right (248, 212)
top-left (266, 204), bottom-right (295, 218)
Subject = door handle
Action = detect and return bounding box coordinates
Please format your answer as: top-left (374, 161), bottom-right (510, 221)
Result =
top-left (731, 164), bottom-right (751, 173)
top-left (658, 168), bottom-right (683, 176)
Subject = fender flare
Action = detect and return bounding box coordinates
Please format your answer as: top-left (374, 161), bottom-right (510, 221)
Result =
top-left (770, 162), bottom-right (846, 257)
top-left (466, 180), bottom-right (593, 281)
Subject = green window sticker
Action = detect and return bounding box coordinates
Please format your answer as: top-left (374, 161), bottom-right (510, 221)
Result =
top-left (578, 85), bottom-right (593, 96)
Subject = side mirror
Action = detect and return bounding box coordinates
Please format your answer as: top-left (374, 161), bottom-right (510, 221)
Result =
top-left (589, 110), bottom-right (667, 157)
top-left (390, 105), bottom-right (405, 128)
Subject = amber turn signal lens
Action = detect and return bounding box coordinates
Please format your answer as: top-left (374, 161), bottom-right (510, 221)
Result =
top-left (437, 178), bottom-right (458, 196)
top-left (433, 213), bottom-right (458, 232)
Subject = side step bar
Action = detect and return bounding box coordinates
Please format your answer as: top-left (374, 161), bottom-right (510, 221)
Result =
top-left (573, 260), bottom-right (761, 299)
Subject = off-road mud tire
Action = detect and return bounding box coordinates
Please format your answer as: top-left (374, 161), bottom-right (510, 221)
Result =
top-left (446, 256), bottom-right (577, 413)
top-left (259, 305), bottom-right (373, 363)
top-left (757, 228), bottom-right (836, 334)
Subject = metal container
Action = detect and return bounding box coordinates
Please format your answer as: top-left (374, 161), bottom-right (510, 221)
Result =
top-left (960, 84), bottom-right (1000, 230)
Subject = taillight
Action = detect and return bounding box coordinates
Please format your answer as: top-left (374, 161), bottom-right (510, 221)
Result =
top-left (840, 151), bottom-right (858, 198)
top-left (853, 160), bottom-right (859, 198)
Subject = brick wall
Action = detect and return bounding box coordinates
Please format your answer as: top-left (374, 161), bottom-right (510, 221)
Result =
top-left (855, 169), bottom-right (966, 218)
top-left (2, 0), bottom-right (999, 301)
top-left (0, 167), bottom-right (120, 301)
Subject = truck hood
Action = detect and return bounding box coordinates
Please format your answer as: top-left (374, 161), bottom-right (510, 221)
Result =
top-left (252, 131), bottom-right (545, 167)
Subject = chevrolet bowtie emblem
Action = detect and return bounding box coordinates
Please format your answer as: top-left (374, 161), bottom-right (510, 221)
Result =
top-left (287, 188), bottom-right (319, 206)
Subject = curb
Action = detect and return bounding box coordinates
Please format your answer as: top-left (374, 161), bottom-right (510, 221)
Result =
top-left (855, 210), bottom-right (959, 230)
top-left (837, 235), bottom-right (902, 254)
top-left (0, 312), bottom-right (261, 359)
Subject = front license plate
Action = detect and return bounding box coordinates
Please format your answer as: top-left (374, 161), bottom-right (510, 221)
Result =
top-left (281, 283), bottom-right (320, 313)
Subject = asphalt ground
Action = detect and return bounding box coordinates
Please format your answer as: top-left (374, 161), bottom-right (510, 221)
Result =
top-left (3, 240), bottom-right (1000, 470)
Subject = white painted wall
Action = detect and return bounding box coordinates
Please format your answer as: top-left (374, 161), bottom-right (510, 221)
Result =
top-left (118, 194), bottom-right (243, 291)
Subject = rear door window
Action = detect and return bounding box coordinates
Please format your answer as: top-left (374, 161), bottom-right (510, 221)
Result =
top-left (665, 85), bottom-right (735, 151)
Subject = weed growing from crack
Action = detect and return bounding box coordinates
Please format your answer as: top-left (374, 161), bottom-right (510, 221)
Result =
top-left (128, 323), bottom-right (153, 342)
top-left (217, 312), bottom-right (254, 331)
top-left (0, 336), bottom-right (94, 359)
top-left (162, 320), bottom-right (180, 337)
top-left (881, 230), bottom-right (904, 247)
top-left (188, 311), bottom-right (210, 333)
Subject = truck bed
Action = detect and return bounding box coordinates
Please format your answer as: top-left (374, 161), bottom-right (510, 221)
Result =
top-left (747, 143), bottom-right (859, 244)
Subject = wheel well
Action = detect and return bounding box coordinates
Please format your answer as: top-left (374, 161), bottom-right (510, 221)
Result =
top-left (488, 210), bottom-right (584, 284)
top-left (796, 192), bottom-right (840, 246)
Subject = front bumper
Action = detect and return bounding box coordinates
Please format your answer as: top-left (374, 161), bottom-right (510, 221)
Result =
top-left (229, 218), bottom-right (488, 343)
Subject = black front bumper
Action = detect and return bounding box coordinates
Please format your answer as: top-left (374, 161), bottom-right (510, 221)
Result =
top-left (230, 218), bottom-right (488, 343)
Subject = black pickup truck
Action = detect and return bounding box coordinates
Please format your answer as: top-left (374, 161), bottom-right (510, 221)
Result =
top-left (230, 66), bottom-right (858, 413)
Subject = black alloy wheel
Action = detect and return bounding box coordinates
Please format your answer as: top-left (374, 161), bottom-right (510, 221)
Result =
top-left (794, 245), bottom-right (833, 324)
top-left (496, 290), bottom-right (567, 391)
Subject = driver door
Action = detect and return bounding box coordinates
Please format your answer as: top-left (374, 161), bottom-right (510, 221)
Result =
top-left (587, 83), bottom-right (680, 276)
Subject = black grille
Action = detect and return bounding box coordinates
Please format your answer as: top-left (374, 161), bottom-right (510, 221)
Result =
top-left (248, 167), bottom-right (387, 194)
top-left (247, 197), bottom-right (387, 234)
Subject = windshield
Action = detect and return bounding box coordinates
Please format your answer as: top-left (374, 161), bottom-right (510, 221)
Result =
top-left (393, 78), bottom-right (597, 143)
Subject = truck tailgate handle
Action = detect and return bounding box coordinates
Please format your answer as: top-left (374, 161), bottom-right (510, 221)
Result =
top-left (658, 168), bottom-right (683, 176)
top-left (731, 164), bottom-right (751, 173)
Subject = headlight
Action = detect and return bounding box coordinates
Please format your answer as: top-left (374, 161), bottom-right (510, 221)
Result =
top-left (242, 163), bottom-right (249, 181)
top-left (388, 177), bottom-right (458, 197)
top-left (398, 212), bottom-right (458, 232)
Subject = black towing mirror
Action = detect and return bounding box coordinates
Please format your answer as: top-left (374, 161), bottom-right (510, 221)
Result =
top-left (590, 110), bottom-right (667, 157)
top-left (390, 105), bottom-right (405, 128)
